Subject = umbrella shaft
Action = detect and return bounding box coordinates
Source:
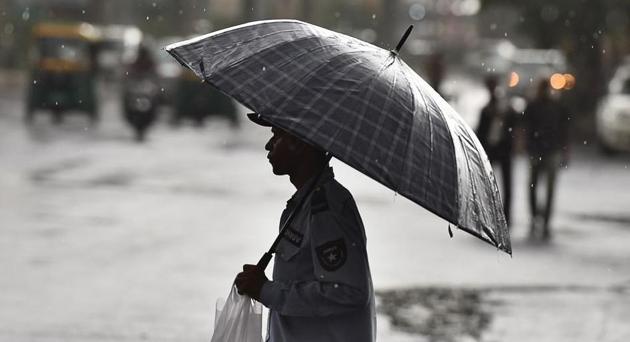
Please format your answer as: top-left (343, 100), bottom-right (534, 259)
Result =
top-left (257, 153), bottom-right (333, 270)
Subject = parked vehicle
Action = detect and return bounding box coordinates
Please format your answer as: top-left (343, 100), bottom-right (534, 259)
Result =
top-left (171, 69), bottom-right (238, 127)
top-left (596, 63), bottom-right (630, 153)
top-left (506, 48), bottom-right (574, 99)
top-left (26, 22), bottom-right (100, 124)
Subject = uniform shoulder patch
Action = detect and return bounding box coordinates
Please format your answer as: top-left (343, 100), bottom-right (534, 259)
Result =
top-left (311, 187), bottom-right (329, 214)
top-left (315, 239), bottom-right (347, 271)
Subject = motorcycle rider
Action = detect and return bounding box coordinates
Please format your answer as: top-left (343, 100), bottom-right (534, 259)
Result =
top-left (122, 44), bottom-right (159, 141)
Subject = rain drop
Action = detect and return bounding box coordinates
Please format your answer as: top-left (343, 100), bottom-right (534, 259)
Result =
top-left (372, 14), bottom-right (376, 19)
top-left (334, 12), bottom-right (341, 18)
top-left (160, 87), bottom-right (164, 92)
top-left (55, 101), bottom-right (58, 106)
top-left (146, 16), bottom-right (150, 21)
top-left (33, 80), bottom-right (37, 84)
top-left (262, 66), bottom-right (266, 72)
top-left (152, 2), bottom-right (157, 7)
top-left (81, 10), bottom-right (86, 14)
top-left (583, 140), bottom-right (588, 145)
top-left (490, 23), bottom-right (497, 31)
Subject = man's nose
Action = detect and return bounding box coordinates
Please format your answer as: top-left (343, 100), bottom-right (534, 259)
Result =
top-left (264, 140), bottom-right (272, 151)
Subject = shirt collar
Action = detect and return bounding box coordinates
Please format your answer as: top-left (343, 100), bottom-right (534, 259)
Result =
top-left (286, 166), bottom-right (334, 207)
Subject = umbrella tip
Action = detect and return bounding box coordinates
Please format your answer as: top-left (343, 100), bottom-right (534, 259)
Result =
top-left (392, 25), bottom-right (414, 55)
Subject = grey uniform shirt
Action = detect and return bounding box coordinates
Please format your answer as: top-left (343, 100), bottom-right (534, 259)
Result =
top-left (259, 167), bottom-right (376, 342)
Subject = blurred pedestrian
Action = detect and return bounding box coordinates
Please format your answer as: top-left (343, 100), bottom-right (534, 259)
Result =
top-left (234, 114), bottom-right (375, 342)
top-left (426, 52), bottom-right (445, 96)
top-left (523, 80), bottom-right (570, 240)
top-left (476, 75), bottom-right (518, 227)
top-left (126, 45), bottom-right (156, 78)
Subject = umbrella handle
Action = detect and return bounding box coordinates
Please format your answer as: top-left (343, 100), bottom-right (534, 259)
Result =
top-left (256, 153), bottom-right (334, 271)
top-left (257, 252), bottom-right (273, 270)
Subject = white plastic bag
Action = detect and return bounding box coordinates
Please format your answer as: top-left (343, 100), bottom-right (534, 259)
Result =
top-left (210, 285), bottom-right (263, 342)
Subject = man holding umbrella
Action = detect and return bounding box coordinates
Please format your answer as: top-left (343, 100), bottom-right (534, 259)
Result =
top-left (167, 19), bottom-right (511, 340)
top-left (234, 114), bottom-right (376, 342)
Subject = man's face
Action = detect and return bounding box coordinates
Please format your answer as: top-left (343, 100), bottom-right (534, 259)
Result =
top-left (265, 127), bottom-right (300, 175)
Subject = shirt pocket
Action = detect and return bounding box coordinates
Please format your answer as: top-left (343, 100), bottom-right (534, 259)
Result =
top-left (276, 225), bottom-right (305, 261)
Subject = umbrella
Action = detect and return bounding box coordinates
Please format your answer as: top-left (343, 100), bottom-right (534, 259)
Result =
top-left (166, 20), bottom-right (511, 255)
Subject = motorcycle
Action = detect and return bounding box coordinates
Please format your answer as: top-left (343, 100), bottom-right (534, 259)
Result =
top-left (122, 76), bottom-right (159, 142)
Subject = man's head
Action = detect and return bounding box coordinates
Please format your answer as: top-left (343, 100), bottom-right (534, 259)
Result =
top-left (247, 112), bottom-right (327, 181)
top-left (484, 75), bottom-right (499, 92)
top-left (265, 127), bottom-right (325, 176)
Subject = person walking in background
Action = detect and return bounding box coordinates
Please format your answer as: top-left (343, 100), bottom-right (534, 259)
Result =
top-left (476, 75), bottom-right (518, 227)
top-left (524, 79), bottom-right (570, 241)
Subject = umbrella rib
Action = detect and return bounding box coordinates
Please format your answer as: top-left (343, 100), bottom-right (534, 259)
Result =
top-left (360, 56), bottom-right (401, 188)
top-left (397, 63), bottom-right (418, 195)
top-left (410, 76), bottom-right (435, 203)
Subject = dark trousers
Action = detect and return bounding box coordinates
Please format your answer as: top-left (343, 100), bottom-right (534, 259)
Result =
top-left (528, 152), bottom-right (561, 236)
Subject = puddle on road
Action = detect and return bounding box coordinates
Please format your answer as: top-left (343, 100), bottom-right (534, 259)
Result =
top-left (377, 286), bottom-right (630, 342)
top-left (30, 158), bottom-right (136, 188)
top-left (30, 158), bottom-right (88, 183)
top-left (86, 171), bottom-right (134, 187)
top-left (377, 287), bottom-right (491, 342)
top-left (570, 212), bottom-right (630, 228)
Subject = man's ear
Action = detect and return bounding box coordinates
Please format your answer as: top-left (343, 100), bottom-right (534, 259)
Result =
top-left (287, 136), bottom-right (305, 153)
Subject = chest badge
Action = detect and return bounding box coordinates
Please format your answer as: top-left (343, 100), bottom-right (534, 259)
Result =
top-left (282, 226), bottom-right (304, 247)
top-left (316, 239), bottom-right (347, 271)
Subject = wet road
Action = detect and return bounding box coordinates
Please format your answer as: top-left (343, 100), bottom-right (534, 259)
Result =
top-left (1, 78), bottom-right (630, 341)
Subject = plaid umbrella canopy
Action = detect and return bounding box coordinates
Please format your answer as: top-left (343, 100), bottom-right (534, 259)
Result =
top-left (166, 20), bottom-right (511, 255)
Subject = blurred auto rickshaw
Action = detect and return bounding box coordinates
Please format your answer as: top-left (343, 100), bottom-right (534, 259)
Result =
top-left (171, 69), bottom-right (238, 127)
top-left (26, 22), bottom-right (100, 124)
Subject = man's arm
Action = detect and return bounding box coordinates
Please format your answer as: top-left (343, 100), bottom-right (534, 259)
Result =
top-left (259, 277), bottom-right (369, 317)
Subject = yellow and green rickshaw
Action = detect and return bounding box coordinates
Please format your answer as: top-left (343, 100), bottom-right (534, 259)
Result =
top-left (26, 22), bottom-right (100, 124)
